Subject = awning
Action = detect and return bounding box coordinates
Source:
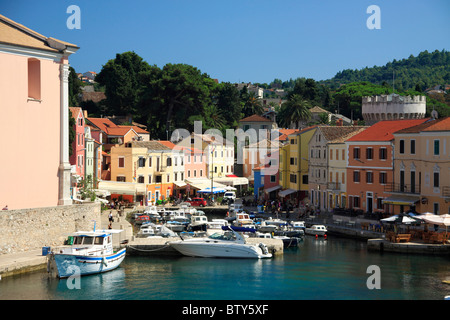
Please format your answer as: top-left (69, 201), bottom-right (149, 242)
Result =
top-left (98, 180), bottom-right (143, 196)
top-left (382, 195), bottom-right (420, 206)
top-left (214, 176), bottom-right (249, 186)
top-left (185, 178), bottom-right (228, 190)
top-left (265, 185), bottom-right (281, 194)
top-left (197, 187), bottom-right (226, 194)
top-left (174, 181), bottom-right (187, 188)
top-left (278, 188), bottom-right (297, 197)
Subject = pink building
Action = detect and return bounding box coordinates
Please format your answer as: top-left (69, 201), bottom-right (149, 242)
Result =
top-left (0, 14), bottom-right (78, 209)
top-left (69, 107), bottom-right (86, 179)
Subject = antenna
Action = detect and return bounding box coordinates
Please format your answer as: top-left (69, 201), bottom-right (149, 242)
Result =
top-left (392, 70), bottom-right (395, 94)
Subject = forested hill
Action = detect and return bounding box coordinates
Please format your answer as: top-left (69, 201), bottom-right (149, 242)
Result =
top-left (319, 49), bottom-right (450, 91)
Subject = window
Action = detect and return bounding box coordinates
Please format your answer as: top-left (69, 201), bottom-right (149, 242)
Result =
top-left (290, 157), bottom-right (295, 165)
top-left (379, 172), bottom-right (387, 184)
top-left (270, 175), bottom-right (276, 183)
top-left (434, 172), bottom-right (440, 188)
top-left (138, 176), bottom-right (144, 183)
top-left (155, 175), bottom-right (162, 183)
top-left (353, 148), bottom-right (360, 160)
top-left (399, 140), bottom-right (405, 154)
top-left (342, 149), bottom-right (345, 161)
top-left (434, 140), bottom-right (440, 155)
top-left (290, 174), bottom-right (297, 183)
top-left (366, 148), bottom-right (373, 160)
top-left (302, 175), bottom-right (308, 184)
top-left (366, 172), bottom-right (373, 184)
top-left (167, 157), bottom-right (172, 166)
top-left (353, 171), bottom-right (360, 183)
top-left (138, 157), bottom-right (146, 167)
top-left (148, 175), bottom-right (152, 184)
top-left (118, 157), bottom-right (125, 168)
top-left (28, 58), bottom-right (41, 100)
top-left (377, 198), bottom-right (384, 211)
top-left (117, 176), bottom-right (126, 182)
top-left (379, 148), bottom-right (387, 160)
top-left (148, 157), bottom-right (152, 167)
top-left (330, 149), bottom-right (333, 160)
top-left (410, 140), bottom-right (416, 154)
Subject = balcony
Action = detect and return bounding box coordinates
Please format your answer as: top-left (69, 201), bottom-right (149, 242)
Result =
top-left (327, 182), bottom-right (341, 191)
top-left (384, 183), bottom-right (421, 195)
top-left (443, 186), bottom-right (450, 199)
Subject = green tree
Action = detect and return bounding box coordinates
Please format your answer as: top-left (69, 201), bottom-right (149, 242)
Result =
top-left (214, 82), bottom-right (242, 128)
top-left (68, 66), bottom-right (81, 107)
top-left (279, 94), bottom-right (311, 128)
top-left (242, 92), bottom-right (264, 117)
top-left (138, 63), bottom-right (218, 139)
top-left (96, 51), bottom-right (151, 116)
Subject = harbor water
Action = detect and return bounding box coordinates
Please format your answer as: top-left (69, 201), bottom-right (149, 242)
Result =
top-left (0, 235), bottom-right (449, 300)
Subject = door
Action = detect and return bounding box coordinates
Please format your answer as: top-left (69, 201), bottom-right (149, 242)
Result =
top-left (367, 192), bottom-right (373, 213)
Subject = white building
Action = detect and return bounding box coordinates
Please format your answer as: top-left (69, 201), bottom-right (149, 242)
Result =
top-left (362, 94), bottom-right (426, 126)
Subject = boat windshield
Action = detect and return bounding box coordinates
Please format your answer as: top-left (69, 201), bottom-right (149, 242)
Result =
top-left (209, 231), bottom-right (237, 241)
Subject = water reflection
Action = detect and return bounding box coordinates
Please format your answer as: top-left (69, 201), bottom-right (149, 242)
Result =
top-left (1, 237), bottom-right (449, 300)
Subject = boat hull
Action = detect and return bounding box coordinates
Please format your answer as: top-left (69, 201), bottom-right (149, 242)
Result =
top-left (169, 241), bottom-right (271, 259)
top-left (52, 248), bottom-right (126, 278)
top-left (305, 229), bottom-right (327, 236)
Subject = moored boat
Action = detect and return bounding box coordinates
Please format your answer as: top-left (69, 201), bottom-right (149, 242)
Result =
top-left (305, 224), bottom-right (327, 236)
top-left (48, 228), bottom-right (126, 278)
top-left (169, 226), bottom-right (272, 259)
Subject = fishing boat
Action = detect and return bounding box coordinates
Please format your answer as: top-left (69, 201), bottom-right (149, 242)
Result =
top-left (169, 226), bottom-right (272, 259)
top-left (48, 226), bottom-right (126, 278)
top-left (305, 224), bottom-right (327, 236)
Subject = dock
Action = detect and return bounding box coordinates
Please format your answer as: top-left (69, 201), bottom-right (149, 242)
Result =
top-left (367, 238), bottom-right (450, 255)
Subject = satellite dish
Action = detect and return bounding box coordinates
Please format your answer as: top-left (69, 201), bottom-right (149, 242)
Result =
top-left (431, 110), bottom-right (438, 119)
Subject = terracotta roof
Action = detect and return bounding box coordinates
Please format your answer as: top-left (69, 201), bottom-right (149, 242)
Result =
top-left (319, 126), bottom-right (368, 143)
top-left (81, 92), bottom-right (106, 103)
top-left (0, 14), bottom-right (78, 53)
top-left (157, 141), bottom-right (176, 149)
top-left (131, 141), bottom-right (172, 151)
top-left (239, 114), bottom-right (272, 122)
top-left (394, 118), bottom-right (441, 134)
top-left (422, 117), bottom-right (450, 132)
top-left (69, 107), bottom-right (83, 120)
top-left (347, 119), bottom-right (429, 142)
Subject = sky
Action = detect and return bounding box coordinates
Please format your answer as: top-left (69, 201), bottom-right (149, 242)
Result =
top-left (2, 0), bottom-right (449, 84)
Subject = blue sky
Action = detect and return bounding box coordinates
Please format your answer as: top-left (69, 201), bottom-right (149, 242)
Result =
top-left (3, 0), bottom-right (449, 84)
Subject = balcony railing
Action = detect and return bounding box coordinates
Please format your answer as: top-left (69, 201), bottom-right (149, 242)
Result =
top-left (384, 183), bottom-right (421, 194)
top-left (327, 182), bottom-right (341, 191)
top-left (443, 186), bottom-right (450, 199)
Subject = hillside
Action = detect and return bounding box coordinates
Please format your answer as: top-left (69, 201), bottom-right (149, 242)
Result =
top-left (319, 49), bottom-right (450, 92)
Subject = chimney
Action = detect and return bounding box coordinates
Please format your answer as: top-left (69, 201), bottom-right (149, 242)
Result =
top-left (336, 118), bottom-right (343, 126)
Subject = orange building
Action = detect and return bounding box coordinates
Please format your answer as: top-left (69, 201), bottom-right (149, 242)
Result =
top-left (345, 119), bottom-right (428, 217)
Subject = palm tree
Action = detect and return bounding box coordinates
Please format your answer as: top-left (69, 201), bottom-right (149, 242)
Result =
top-left (203, 104), bottom-right (226, 130)
top-left (283, 94), bottom-right (311, 128)
top-left (242, 92), bottom-right (264, 117)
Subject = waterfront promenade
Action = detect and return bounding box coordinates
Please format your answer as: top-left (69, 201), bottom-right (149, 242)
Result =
top-left (0, 207), bottom-right (134, 278)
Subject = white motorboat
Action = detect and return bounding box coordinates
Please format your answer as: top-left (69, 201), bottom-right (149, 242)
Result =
top-left (48, 227), bottom-right (126, 278)
top-left (144, 205), bottom-right (161, 220)
top-left (305, 225), bottom-right (327, 236)
top-left (233, 212), bottom-right (254, 227)
top-left (190, 213), bottom-right (208, 232)
top-left (165, 220), bottom-right (188, 232)
top-left (206, 219), bottom-right (229, 234)
top-left (169, 226), bottom-right (272, 259)
top-left (137, 222), bottom-right (176, 238)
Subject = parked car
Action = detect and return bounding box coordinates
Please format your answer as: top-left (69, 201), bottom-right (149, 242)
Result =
top-left (223, 192), bottom-right (236, 201)
top-left (187, 197), bottom-right (207, 207)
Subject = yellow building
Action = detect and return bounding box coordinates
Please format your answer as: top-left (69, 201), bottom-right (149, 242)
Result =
top-left (108, 140), bottom-right (179, 204)
top-left (279, 126), bottom-right (317, 202)
top-left (392, 117), bottom-right (450, 215)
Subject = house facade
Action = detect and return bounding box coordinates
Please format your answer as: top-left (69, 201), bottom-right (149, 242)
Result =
top-left (392, 117), bottom-right (450, 215)
top-left (346, 119), bottom-right (428, 216)
top-left (0, 14), bottom-right (78, 209)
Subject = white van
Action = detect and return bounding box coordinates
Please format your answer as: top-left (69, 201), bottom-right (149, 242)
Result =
top-left (223, 191), bottom-right (236, 201)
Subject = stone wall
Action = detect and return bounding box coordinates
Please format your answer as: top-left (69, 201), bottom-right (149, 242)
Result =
top-left (0, 203), bottom-right (101, 255)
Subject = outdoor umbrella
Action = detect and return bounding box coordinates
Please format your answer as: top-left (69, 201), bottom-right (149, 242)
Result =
top-left (417, 214), bottom-right (450, 234)
top-left (380, 213), bottom-right (417, 224)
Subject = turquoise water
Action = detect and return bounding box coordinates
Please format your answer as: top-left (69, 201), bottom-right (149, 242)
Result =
top-left (1, 236), bottom-right (449, 300)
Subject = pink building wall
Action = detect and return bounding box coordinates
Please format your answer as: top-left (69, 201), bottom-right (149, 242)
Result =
top-left (69, 107), bottom-right (85, 178)
top-left (0, 52), bottom-right (62, 209)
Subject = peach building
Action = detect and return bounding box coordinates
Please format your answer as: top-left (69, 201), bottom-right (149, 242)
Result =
top-left (0, 14), bottom-right (78, 209)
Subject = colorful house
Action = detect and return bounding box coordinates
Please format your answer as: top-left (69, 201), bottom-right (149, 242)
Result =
top-left (392, 117), bottom-right (450, 215)
top-left (279, 126), bottom-right (317, 203)
top-left (0, 14), bottom-right (78, 209)
top-left (69, 107), bottom-right (86, 184)
top-left (345, 119), bottom-right (428, 216)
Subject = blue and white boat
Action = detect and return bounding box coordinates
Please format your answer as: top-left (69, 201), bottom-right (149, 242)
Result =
top-left (48, 227), bottom-right (126, 278)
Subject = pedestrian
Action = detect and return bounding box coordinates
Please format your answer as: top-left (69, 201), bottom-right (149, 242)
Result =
top-left (109, 211), bottom-right (113, 223)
